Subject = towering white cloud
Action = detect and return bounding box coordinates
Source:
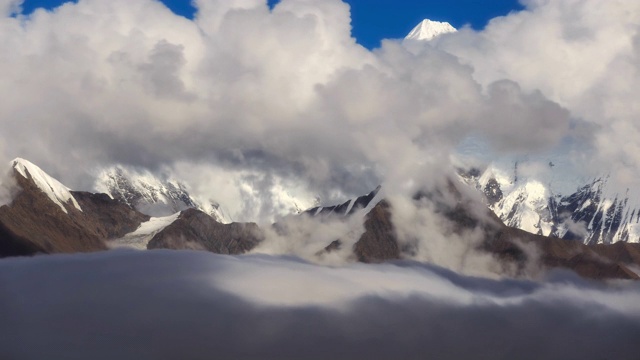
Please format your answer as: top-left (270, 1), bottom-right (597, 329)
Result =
top-left (0, 0), bottom-right (21, 16)
top-left (435, 0), bottom-right (640, 186)
top-left (0, 0), bottom-right (636, 223)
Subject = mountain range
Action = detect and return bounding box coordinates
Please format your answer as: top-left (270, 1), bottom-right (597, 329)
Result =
top-left (2, 157), bottom-right (640, 281)
top-left (2, 20), bottom-right (640, 282)
top-left (461, 162), bottom-right (640, 245)
top-left (404, 19), bottom-right (640, 247)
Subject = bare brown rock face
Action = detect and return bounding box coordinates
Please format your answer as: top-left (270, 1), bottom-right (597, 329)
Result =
top-left (487, 227), bottom-right (640, 280)
top-left (0, 168), bottom-right (148, 257)
top-left (147, 208), bottom-right (263, 254)
top-left (72, 191), bottom-right (150, 239)
top-left (353, 201), bottom-right (399, 263)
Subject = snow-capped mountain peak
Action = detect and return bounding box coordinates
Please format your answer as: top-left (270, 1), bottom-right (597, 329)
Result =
top-left (460, 159), bottom-right (640, 245)
top-left (94, 165), bottom-right (230, 223)
top-left (11, 158), bottom-right (82, 214)
top-left (405, 19), bottom-right (457, 41)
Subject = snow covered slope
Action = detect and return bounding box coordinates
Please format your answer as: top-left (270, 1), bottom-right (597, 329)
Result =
top-left (405, 19), bottom-right (457, 41)
top-left (461, 160), bottom-right (640, 245)
top-left (109, 212), bottom-right (180, 250)
top-left (95, 166), bottom-right (230, 223)
top-left (11, 158), bottom-right (82, 214)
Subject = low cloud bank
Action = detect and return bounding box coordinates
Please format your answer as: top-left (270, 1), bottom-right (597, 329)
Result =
top-left (1, 250), bottom-right (639, 360)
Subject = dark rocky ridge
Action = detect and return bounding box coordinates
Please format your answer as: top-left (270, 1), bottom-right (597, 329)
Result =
top-left (306, 186), bottom-right (380, 217)
top-left (148, 208), bottom-right (263, 254)
top-left (485, 226), bottom-right (640, 280)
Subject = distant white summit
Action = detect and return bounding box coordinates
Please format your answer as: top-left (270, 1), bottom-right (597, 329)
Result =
top-left (405, 19), bottom-right (457, 41)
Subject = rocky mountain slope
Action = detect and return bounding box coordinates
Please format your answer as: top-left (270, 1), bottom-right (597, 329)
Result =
top-left (460, 161), bottom-right (640, 245)
top-left (0, 159), bottom-right (148, 256)
top-left (147, 208), bottom-right (263, 254)
top-left (2, 157), bottom-right (640, 280)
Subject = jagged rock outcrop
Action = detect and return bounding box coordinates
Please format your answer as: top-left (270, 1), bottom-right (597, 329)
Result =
top-left (147, 208), bottom-right (263, 254)
top-left (306, 186), bottom-right (380, 217)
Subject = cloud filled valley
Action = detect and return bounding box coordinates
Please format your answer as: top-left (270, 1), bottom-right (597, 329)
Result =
top-left (3, 250), bottom-right (640, 360)
top-left (2, 0), bottom-right (640, 358)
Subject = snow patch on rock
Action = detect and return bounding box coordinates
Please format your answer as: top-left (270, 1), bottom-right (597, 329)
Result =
top-left (110, 212), bottom-right (180, 250)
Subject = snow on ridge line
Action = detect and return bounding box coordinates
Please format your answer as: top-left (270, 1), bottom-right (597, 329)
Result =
top-left (405, 19), bottom-right (457, 41)
top-left (11, 158), bottom-right (82, 214)
top-left (95, 165), bottom-right (232, 223)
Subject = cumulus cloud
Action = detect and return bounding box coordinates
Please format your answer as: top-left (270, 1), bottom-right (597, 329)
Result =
top-left (0, 0), bottom-right (585, 223)
top-left (1, 251), bottom-right (640, 360)
top-left (435, 0), bottom-right (640, 188)
top-left (0, 0), bottom-right (21, 16)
